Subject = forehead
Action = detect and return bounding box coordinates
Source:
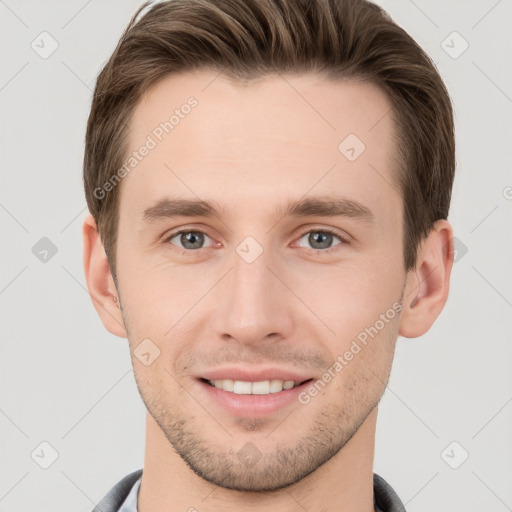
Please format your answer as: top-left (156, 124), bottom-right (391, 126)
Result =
top-left (120, 70), bottom-right (399, 221)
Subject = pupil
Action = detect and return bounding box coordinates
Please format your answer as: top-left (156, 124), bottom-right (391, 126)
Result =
top-left (182, 232), bottom-right (203, 249)
top-left (310, 231), bottom-right (331, 249)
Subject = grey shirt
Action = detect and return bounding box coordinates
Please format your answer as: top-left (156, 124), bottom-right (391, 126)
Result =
top-left (93, 469), bottom-right (406, 512)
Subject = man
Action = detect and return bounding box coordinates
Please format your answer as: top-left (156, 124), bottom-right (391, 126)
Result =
top-left (82, 0), bottom-right (455, 510)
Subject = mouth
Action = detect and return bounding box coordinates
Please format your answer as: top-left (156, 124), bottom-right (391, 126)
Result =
top-left (196, 375), bottom-right (316, 417)
top-left (200, 377), bottom-right (314, 395)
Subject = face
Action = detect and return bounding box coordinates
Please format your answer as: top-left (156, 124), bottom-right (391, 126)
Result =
top-left (115, 70), bottom-right (406, 491)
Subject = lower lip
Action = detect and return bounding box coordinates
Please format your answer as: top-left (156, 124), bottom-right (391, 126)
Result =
top-left (196, 379), bottom-right (313, 417)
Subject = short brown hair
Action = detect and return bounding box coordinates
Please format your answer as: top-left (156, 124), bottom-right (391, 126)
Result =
top-left (83, 0), bottom-right (455, 283)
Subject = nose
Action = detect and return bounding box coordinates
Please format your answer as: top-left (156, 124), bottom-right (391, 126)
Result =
top-left (211, 242), bottom-right (294, 347)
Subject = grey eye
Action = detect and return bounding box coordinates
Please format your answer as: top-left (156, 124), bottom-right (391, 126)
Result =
top-left (297, 230), bottom-right (342, 250)
top-left (169, 231), bottom-right (212, 250)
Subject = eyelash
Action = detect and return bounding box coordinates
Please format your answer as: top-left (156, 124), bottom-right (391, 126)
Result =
top-left (162, 226), bottom-right (349, 255)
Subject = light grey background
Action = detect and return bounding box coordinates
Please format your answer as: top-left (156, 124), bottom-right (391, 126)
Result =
top-left (1, 1), bottom-right (511, 511)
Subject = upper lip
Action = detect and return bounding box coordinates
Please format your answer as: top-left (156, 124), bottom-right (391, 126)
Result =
top-left (199, 367), bottom-right (315, 384)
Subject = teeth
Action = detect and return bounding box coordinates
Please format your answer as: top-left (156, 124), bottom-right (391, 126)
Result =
top-left (269, 380), bottom-right (284, 393)
top-left (208, 379), bottom-right (300, 394)
top-left (215, 379), bottom-right (233, 391)
top-left (233, 381), bottom-right (252, 394)
top-left (251, 380), bottom-right (270, 394)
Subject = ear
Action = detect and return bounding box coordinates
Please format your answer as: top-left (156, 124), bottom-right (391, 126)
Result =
top-left (399, 219), bottom-right (454, 338)
top-left (82, 213), bottom-right (127, 338)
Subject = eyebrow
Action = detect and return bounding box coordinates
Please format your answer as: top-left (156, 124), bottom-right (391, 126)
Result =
top-left (141, 195), bottom-right (374, 223)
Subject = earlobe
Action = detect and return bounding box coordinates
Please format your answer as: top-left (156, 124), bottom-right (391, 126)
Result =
top-left (82, 214), bottom-right (128, 338)
top-left (399, 220), bottom-right (454, 338)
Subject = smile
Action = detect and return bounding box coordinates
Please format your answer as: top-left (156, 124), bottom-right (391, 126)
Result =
top-left (203, 378), bottom-right (311, 395)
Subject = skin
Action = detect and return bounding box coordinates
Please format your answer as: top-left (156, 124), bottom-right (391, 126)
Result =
top-left (83, 70), bottom-right (453, 512)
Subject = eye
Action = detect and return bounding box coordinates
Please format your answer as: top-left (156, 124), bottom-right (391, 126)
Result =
top-left (163, 227), bottom-right (348, 254)
top-left (296, 228), bottom-right (346, 252)
top-left (165, 229), bottom-right (214, 251)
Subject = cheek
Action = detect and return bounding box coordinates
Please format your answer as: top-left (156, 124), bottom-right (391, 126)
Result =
top-left (116, 243), bottom-right (209, 335)
top-left (313, 313), bottom-right (400, 410)
top-left (292, 255), bottom-right (403, 334)
top-left (294, 258), bottom-right (403, 392)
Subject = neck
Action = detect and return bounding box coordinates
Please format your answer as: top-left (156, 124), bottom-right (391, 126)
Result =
top-left (138, 408), bottom-right (378, 512)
